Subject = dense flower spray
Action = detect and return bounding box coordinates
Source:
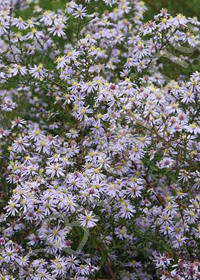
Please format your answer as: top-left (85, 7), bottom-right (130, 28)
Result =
top-left (0, 0), bottom-right (200, 279)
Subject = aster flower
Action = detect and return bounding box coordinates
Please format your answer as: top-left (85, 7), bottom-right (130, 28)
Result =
top-left (186, 123), bottom-right (200, 134)
top-left (73, 5), bottom-right (87, 19)
top-left (48, 21), bottom-right (66, 37)
top-left (29, 64), bottom-right (45, 79)
top-left (79, 210), bottom-right (98, 228)
top-left (157, 157), bottom-right (174, 169)
top-left (10, 64), bottom-right (27, 76)
top-left (12, 136), bottom-right (29, 153)
top-left (46, 163), bottom-right (65, 177)
top-left (12, 17), bottom-right (27, 29)
top-left (51, 256), bottom-right (67, 276)
top-left (119, 201), bottom-right (136, 219)
top-left (172, 234), bottom-right (187, 248)
top-left (5, 200), bottom-right (20, 216)
top-left (11, 117), bottom-right (26, 128)
top-left (154, 253), bottom-right (172, 268)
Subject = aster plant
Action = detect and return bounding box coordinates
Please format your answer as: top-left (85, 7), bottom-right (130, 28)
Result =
top-left (0, 0), bottom-right (200, 279)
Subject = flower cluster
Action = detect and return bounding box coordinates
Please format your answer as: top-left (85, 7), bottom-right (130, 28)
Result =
top-left (0, 0), bottom-right (200, 279)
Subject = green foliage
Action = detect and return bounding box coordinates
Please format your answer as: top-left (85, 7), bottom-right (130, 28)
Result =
top-left (144, 0), bottom-right (200, 19)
